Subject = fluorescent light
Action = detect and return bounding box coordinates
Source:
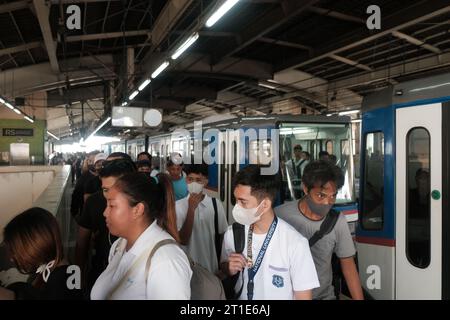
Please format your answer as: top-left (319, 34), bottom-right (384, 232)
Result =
top-left (326, 113), bottom-right (334, 117)
top-left (13, 108), bottom-right (21, 114)
top-left (124, 129), bottom-right (130, 133)
top-left (47, 131), bottom-right (60, 140)
top-left (338, 110), bottom-right (359, 116)
top-left (206, 0), bottom-right (240, 27)
top-left (151, 61), bottom-right (169, 79)
top-left (121, 101), bottom-right (128, 106)
top-left (129, 90), bottom-right (139, 100)
top-left (5, 102), bottom-right (14, 110)
top-left (351, 119), bottom-right (362, 123)
top-left (138, 79), bottom-right (151, 91)
top-left (87, 116), bottom-right (111, 140)
top-left (171, 33), bottom-right (199, 60)
top-left (24, 116), bottom-right (34, 123)
top-left (0, 97), bottom-right (5, 104)
top-left (258, 82), bottom-right (276, 90)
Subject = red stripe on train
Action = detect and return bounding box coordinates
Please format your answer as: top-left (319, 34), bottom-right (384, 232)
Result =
top-left (342, 209), bottom-right (358, 215)
top-left (355, 236), bottom-right (395, 247)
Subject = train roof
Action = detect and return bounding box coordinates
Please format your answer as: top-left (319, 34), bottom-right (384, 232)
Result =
top-left (362, 72), bottom-right (450, 113)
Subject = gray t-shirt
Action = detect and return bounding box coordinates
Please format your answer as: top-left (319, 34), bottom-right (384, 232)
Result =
top-left (274, 201), bottom-right (356, 300)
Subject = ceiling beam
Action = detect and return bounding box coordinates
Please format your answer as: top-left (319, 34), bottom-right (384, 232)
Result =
top-left (329, 54), bottom-right (372, 71)
top-left (0, 42), bottom-right (41, 56)
top-left (0, 0), bottom-right (29, 14)
top-left (213, 0), bottom-right (320, 64)
top-left (392, 31), bottom-right (442, 54)
top-left (307, 6), bottom-right (365, 24)
top-left (277, 0), bottom-right (450, 72)
top-left (66, 30), bottom-right (150, 42)
top-left (33, 0), bottom-right (59, 73)
top-left (258, 37), bottom-right (313, 53)
top-left (49, 0), bottom-right (119, 3)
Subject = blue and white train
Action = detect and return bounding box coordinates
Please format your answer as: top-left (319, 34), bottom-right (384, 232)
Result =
top-left (357, 72), bottom-right (450, 299)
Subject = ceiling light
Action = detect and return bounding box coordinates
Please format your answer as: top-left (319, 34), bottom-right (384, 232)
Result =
top-left (206, 0), bottom-right (240, 27)
top-left (138, 79), bottom-right (151, 91)
top-left (13, 108), bottom-right (21, 114)
top-left (87, 117), bottom-right (111, 140)
top-left (171, 33), bottom-right (199, 60)
top-left (128, 90), bottom-right (139, 101)
top-left (5, 102), bottom-right (14, 110)
top-left (121, 101), bottom-right (128, 106)
top-left (338, 110), bottom-right (359, 116)
top-left (151, 61), bottom-right (169, 79)
top-left (24, 116), bottom-right (34, 123)
top-left (0, 97), bottom-right (5, 104)
top-left (47, 131), bottom-right (60, 140)
top-left (258, 82), bottom-right (276, 90)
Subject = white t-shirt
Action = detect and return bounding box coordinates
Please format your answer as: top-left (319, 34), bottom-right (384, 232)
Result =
top-left (220, 217), bottom-right (319, 300)
top-left (176, 194), bottom-right (228, 273)
top-left (91, 221), bottom-right (192, 300)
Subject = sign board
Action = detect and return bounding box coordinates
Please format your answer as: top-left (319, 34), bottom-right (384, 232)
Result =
top-left (2, 128), bottom-right (34, 137)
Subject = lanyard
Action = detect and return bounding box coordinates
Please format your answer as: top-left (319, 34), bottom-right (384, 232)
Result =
top-left (246, 216), bottom-right (278, 300)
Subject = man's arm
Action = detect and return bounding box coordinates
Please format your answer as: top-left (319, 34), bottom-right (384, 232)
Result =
top-left (294, 290), bottom-right (312, 300)
top-left (0, 286), bottom-right (15, 300)
top-left (74, 226), bottom-right (92, 287)
top-left (340, 256), bottom-right (364, 300)
top-left (178, 194), bottom-right (203, 245)
top-left (220, 253), bottom-right (246, 277)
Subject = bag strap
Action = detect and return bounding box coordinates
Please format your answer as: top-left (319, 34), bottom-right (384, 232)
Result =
top-left (309, 209), bottom-right (340, 247)
top-left (232, 222), bottom-right (245, 299)
top-left (106, 239), bottom-right (177, 300)
top-left (212, 197), bottom-right (221, 264)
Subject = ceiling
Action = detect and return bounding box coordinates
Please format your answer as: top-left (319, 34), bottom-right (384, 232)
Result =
top-left (0, 0), bottom-right (450, 141)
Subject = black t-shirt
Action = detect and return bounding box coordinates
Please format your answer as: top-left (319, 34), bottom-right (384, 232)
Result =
top-left (71, 171), bottom-right (94, 217)
top-left (77, 190), bottom-right (117, 270)
top-left (7, 265), bottom-right (82, 300)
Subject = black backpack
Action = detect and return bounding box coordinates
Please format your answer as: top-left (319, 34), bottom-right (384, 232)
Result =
top-left (221, 223), bottom-right (245, 300)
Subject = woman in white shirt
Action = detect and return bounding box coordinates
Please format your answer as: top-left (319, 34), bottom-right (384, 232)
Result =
top-left (91, 172), bottom-right (192, 300)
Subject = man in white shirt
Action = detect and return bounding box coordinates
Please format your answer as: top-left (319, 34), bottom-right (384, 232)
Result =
top-left (220, 165), bottom-right (319, 300)
top-left (286, 145), bottom-right (309, 199)
top-left (176, 163), bottom-right (228, 274)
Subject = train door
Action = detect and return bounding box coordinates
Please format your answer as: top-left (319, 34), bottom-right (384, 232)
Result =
top-left (395, 103), bottom-right (442, 299)
top-left (218, 130), bottom-right (240, 222)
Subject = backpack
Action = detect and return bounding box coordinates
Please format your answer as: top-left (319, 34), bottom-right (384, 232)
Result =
top-left (107, 239), bottom-right (225, 300)
top-left (222, 222), bottom-right (245, 300)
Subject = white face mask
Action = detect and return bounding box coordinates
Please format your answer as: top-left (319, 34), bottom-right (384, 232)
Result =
top-left (187, 181), bottom-right (204, 194)
top-left (232, 201), bottom-right (265, 226)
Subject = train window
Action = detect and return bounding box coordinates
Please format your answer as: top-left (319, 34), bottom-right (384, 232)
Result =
top-left (361, 132), bottom-right (384, 230)
top-left (326, 140), bottom-right (333, 155)
top-left (249, 139), bottom-right (272, 165)
top-left (406, 127), bottom-right (430, 269)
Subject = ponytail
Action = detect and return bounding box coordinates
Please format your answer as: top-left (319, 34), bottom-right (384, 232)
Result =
top-left (114, 172), bottom-right (180, 242)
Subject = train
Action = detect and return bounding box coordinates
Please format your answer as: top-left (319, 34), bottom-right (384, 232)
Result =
top-left (102, 114), bottom-right (359, 227)
top-left (357, 72), bottom-right (450, 300)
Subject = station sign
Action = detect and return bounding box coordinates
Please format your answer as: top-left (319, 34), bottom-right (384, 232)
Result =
top-left (2, 128), bottom-right (34, 137)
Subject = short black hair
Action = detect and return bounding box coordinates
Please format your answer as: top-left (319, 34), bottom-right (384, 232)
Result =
top-left (137, 152), bottom-right (152, 161)
top-left (232, 165), bottom-right (280, 202)
top-left (99, 158), bottom-right (136, 178)
top-left (302, 160), bottom-right (344, 191)
top-left (184, 163), bottom-right (209, 177)
top-left (319, 151), bottom-right (329, 158)
top-left (294, 145), bottom-right (302, 151)
top-left (108, 152), bottom-right (132, 162)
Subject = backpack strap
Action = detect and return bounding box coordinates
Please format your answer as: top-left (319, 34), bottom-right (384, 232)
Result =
top-left (309, 209), bottom-right (340, 247)
top-left (212, 197), bottom-right (221, 264)
top-left (106, 239), bottom-right (177, 300)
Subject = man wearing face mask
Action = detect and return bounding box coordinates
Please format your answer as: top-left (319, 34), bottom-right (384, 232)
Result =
top-left (220, 165), bottom-right (319, 300)
top-left (275, 160), bottom-right (363, 300)
top-left (175, 163), bottom-right (228, 274)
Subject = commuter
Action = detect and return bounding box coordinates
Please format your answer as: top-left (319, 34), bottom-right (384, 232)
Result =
top-left (75, 153), bottom-right (136, 296)
top-left (176, 163), bottom-right (228, 274)
top-left (137, 160), bottom-right (159, 177)
top-left (0, 208), bottom-right (82, 300)
top-left (166, 153), bottom-right (188, 201)
top-left (70, 151), bottom-right (99, 218)
top-left (83, 152), bottom-right (108, 202)
top-left (220, 165), bottom-right (319, 300)
top-left (137, 151), bottom-right (151, 162)
top-left (90, 172), bottom-right (192, 300)
top-left (319, 151), bottom-right (330, 161)
top-left (286, 145), bottom-right (309, 199)
top-left (275, 160), bottom-right (363, 300)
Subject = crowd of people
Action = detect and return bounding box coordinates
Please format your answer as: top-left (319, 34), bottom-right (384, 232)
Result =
top-left (0, 148), bottom-right (364, 300)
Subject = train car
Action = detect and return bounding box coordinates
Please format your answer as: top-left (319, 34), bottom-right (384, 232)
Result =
top-left (147, 114), bottom-right (358, 229)
top-left (357, 72), bottom-right (450, 299)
